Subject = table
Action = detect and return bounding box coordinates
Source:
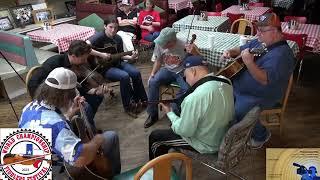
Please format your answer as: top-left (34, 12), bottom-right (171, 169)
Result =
top-left (221, 5), bottom-right (270, 22)
top-left (26, 23), bottom-right (95, 53)
top-left (272, 0), bottom-right (294, 9)
top-left (281, 22), bottom-right (320, 53)
top-left (168, 0), bottom-right (193, 13)
top-left (176, 30), bottom-right (300, 67)
top-left (172, 15), bottom-right (230, 32)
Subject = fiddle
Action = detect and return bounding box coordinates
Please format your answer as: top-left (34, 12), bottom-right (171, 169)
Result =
top-left (71, 64), bottom-right (115, 97)
top-left (2, 153), bottom-right (51, 168)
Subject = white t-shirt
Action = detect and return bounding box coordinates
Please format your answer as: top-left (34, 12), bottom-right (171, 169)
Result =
top-left (151, 39), bottom-right (187, 73)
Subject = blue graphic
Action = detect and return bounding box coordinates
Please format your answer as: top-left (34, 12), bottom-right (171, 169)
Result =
top-left (293, 163), bottom-right (320, 180)
top-left (26, 144), bottom-right (33, 155)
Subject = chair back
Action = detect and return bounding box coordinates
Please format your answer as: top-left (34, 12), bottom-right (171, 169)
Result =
top-left (248, 2), bottom-right (264, 7)
top-left (216, 106), bottom-right (261, 170)
top-left (134, 153), bottom-right (192, 180)
top-left (0, 31), bottom-right (39, 68)
top-left (282, 33), bottom-right (307, 60)
top-left (215, 3), bottom-right (222, 12)
top-left (26, 66), bottom-right (41, 99)
top-left (230, 18), bottom-right (254, 35)
top-left (227, 13), bottom-right (245, 24)
top-left (284, 16), bottom-right (307, 24)
top-left (207, 12), bottom-right (221, 16)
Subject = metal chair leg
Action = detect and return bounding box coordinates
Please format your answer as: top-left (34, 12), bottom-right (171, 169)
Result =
top-left (296, 58), bottom-right (304, 85)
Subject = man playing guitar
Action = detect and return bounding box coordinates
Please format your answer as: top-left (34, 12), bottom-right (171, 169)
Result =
top-left (86, 16), bottom-right (148, 116)
top-left (20, 68), bottom-right (121, 178)
top-left (221, 13), bottom-right (295, 149)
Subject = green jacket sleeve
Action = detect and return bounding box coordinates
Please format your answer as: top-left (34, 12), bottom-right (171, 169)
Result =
top-left (167, 93), bottom-right (211, 137)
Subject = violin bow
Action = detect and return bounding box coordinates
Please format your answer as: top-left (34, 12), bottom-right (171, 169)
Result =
top-left (186, 9), bottom-right (196, 44)
top-left (79, 65), bottom-right (100, 85)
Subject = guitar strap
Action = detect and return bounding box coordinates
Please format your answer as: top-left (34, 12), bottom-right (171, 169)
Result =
top-left (266, 40), bottom-right (288, 51)
top-left (174, 75), bottom-right (231, 106)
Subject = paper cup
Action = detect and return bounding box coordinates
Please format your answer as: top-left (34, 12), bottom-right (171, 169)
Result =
top-left (208, 35), bottom-right (215, 49)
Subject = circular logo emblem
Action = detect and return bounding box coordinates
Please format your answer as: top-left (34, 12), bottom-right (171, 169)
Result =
top-left (0, 129), bottom-right (52, 180)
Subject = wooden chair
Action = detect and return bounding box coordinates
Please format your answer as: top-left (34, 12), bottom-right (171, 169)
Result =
top-left (230, 18), bottom-right (254, 35)
top-left (113, 152), bottom-right (192, 180)
top-left (26, 66), bottom-right (41, 99)
top-left (260, 74), bottom-right (293, 136)
top-left (284, 16), bottom-right (307, 24)
top-left (178, 106), bottom-right (261, 179)
top-left (215, 2), bottom-right (222, 12)
top-left (282, 33), bottom-right (308, 84)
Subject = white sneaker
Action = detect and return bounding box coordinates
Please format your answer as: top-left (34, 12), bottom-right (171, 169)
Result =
top-left (248, 131), bottom-right (271, 150)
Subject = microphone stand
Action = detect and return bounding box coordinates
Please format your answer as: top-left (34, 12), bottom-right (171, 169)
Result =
top-left (0, 50), bottom-right (26, 122)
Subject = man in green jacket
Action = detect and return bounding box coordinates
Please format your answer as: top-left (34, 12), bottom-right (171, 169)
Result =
top-left (148, 55), bottom-right (235, 159)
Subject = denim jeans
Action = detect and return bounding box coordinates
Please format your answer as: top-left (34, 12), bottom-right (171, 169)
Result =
top-left (102, 131), bottom-right (121, 176)
top-left (147, 67), bottom-right (189, 117)
top-left (144, 31), bottom-right (160, 42)
top-left (104, 61), bottom-right (147, 109)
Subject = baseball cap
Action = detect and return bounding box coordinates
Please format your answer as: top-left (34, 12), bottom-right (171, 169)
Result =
top-left (183, 55), bottom-right (208, 69)
top-left (177, 56), bottom-right (207, 74)
top-left (45, 67), bottom-right (77, 90)
top-left (255, 13), bottom-right (281, 28)
top-left (154, 27), bottom-right (177, 47)
top-left (121, 0), bottom-right (131, 6)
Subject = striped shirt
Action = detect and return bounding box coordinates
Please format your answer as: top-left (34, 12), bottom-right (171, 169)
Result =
top-left (19, 100), bottom-right (83, 165)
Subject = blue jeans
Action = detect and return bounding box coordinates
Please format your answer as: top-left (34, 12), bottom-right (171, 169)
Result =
top-left (104, 62), bottom-right (147, 109)
top-left (144, 31), bottom-right (160, 42)
top-left (234, 96), bottom-right (268, 142)
top-left (147, 67), bottom-right (189, 117)
top-left (102, 131), bottom-right (121, 176)
top-left (80, 93), bottom-right (103, 129)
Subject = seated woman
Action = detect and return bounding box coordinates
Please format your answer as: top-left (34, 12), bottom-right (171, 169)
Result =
top-left (116, 0), bottom-right (138, 52)
top-left (138, 0), bottom-right (161, 42)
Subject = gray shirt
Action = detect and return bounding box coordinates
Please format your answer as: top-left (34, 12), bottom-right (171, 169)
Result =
top-left (151, 39), bottom-right (187, 73)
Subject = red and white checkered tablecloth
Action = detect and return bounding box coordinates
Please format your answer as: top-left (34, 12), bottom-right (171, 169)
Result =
top-left (168, 0), bottom-right (193, 13)
top-left (221, 5), bottom-right (270, 22)
top-left (281, 22), bottom-right (320, 53)
top-left (27, 24), bottom-right (95, 53)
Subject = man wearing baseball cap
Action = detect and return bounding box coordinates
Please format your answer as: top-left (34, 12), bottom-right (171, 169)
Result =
top-left (19, 67), bottom-right (121, 177)
top-left (144, 27), bottom-right (200, 128)
top-left (221, 13), bottom-right (295, 149)
top-left (148, 56), bottom-right (234, 159)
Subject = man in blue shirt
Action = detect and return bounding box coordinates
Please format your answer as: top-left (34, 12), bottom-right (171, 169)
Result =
top-left (19, 67), bottom-right (121, 177)
top-left (222, 13), bottom-right (295, 149)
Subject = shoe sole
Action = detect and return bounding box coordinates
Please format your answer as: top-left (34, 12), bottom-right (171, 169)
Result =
top-left (249, 132), bottom-right (272, 150)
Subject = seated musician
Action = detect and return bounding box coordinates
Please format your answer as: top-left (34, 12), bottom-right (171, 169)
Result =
top-left (87, 16), bottom-right (147, 116)
top-left (19, 67), bottom-right (121, 177)
top-left (28, 40), bottom-right (107, 128)
top-left (138, 0), bottom-right (161, 42)
top-left (116, 0), bottom-right (138, 52)
top-left (221, 13), bottom-right (295, 149)
top-left (144, 27), bottom-right (199, 128)
top-left (149, 56), bottom-right (234, 159)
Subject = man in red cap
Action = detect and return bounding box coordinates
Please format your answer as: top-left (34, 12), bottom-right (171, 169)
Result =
top-left (221, 13), bottom-right (295, 149)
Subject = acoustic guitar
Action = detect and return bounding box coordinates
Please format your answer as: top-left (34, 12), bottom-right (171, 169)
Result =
top-left (217, 45), bottom-right (267, 79)
top-left (65, 104), bottom-right (111, 180)
top-left (91, 44), bottom-right (154, 71)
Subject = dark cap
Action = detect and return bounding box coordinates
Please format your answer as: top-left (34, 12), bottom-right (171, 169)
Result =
top-left (256, 13), bottom-right (281, 28)
top-left (184, 56), bottom-right (208, 68)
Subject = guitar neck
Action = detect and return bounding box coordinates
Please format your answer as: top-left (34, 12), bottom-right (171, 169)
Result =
top-left (110, 51), bottom-right (133, 59)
